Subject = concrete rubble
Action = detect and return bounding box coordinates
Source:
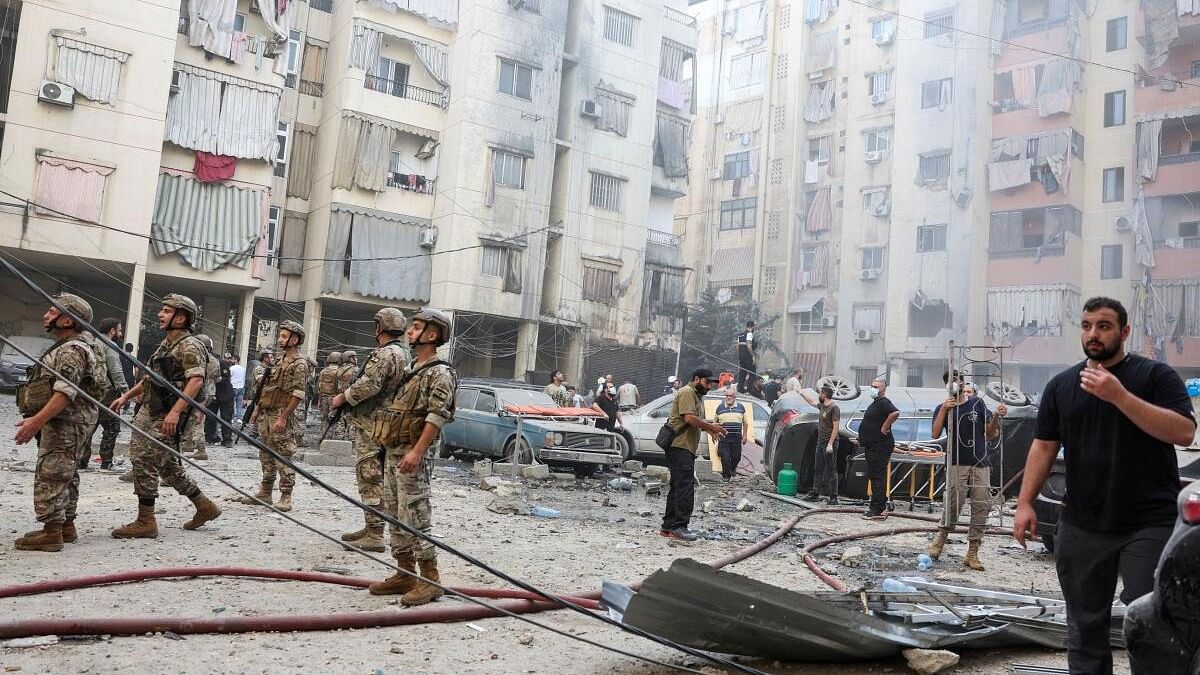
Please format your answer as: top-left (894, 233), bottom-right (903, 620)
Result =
top-left (902, 648), bottom-right (961, 675)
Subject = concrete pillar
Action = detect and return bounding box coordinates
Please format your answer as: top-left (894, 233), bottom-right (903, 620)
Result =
top-left (236, 289), bottom-right (255, 364)
top-left (514, 321), bottom-right (540, 382)
top-left (124, 263), bottom-right (146, 353)
top-left (564, 329), bottom-right (584, 386)
top-left (202, 295), bottom-right (231, 347)
top-left (302, 298), bottom-right (322, 361)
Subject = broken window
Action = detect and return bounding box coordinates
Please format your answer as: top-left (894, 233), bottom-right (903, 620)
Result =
top-left (266, 206), bottom-right (281, 267)
top-left (582, 265), bottom-right (617, 302)
top-left (867, 71), bottom-right (891, 98)
top-left (589, 172), bottom-right (625, 212)
top-left (807, 137), bottom-right (830, 163)
top-left (862, 187), bottom-right (889, 216)
top-left (908, 300), bottom-right (952, 338)
top-left (795, 300), bottom-right (824, 333)
top-left (921, 78), bottom-right (952, 109)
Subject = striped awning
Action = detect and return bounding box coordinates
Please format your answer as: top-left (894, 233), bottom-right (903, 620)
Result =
top-left (708, 246), bottom-right (754, 286)
top-left (151, 172), bottom-right (265, 272)
top-left (787, 292), bottom-right (824, 314)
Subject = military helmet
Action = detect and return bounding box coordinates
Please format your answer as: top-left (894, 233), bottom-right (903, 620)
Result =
top-left (342, 349), bottom-right (358, 361)
top-left (162, 293), bottom-right (198, 317)
top-left (52, 293), bottom-right (94, 325)
top-left (412, 308), bottom-right (452, 345)
top-left (195, 334), bottom-right (214, 350)
top-left (259, 350), bottom-right (273, 361)
top-left (278, 320), bottom-right (305, 346)
top-left (375, 307), bottom-right (407, 334)
top-left (327, 351), bottom-right (342, 365)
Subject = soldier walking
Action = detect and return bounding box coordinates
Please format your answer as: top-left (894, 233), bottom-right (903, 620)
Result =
top-left (238, 320), bottom-right (310, 512)
top-left (329, 309), bottom-right (410, 552)
top-left (108, 294), bottom-right (222, 539)
top-left (317, 351), bottom-right (342, 426)
top-left (13, 294), bottom-right (102, 551)
top-left (330, 350), bottom-right (359, 439)
top-left (184, 333), bottom-right (220, 460)
top-left (79, 317), bottom-right (128, 471)
top-left (368, 309), bottom-right (456, 606)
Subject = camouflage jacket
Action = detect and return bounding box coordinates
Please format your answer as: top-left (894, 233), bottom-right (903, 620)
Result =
top-left (147, 332), bottom-right (207, 409)
top-left (202, 349), bottom-right (219, 401)
top-left (259, 351), bottom-right (311, 411)
top-left (317, 365), bottom-right (340, 396)
top-left (40, 333), bottom-right (100, 423)
top-left (389, 356), bottom-right (456, 437)
top-left (344, 340), bottom-right (409, 422)
top-left (336, 363), bottom-right (358, 392)
top-left (542, 383), bottom-right (569, 407)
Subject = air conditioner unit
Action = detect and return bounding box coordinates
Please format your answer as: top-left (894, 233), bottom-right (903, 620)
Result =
top-left (419, 227), bottom-right (439, 248)
top-left (1115, 215), bottom-right (1131, 231)
top-left (38, 80), bottom-right (75, 108)
top-left (864, 150), bottom-right (883, 164)
top-left (859, 268), bottom-right (880, 281)
top-left (808, 70), bottom-right (825, 80)
top-left (869, 92), bottom-right (888, 105)
top-left (170, 70), bottom-right (182, 95)
top-left (707, 167), bottom-right (723, 180)
top-left (415, 139), bottom-right (439, 159)
top-left (821, 315), bottom-right (837, 328)
top-left (855, 329), bottom-right (873, 341)
top-left (580, 99), bottom-right (601, 119)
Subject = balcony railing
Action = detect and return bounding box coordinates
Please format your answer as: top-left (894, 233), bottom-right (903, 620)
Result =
top-left (664, 5), bottom-right (697, 28)
top-left (386, 172), bottom-right (435, 194)
top-left (1159, 151), bottom-right (1200, 166)
top-left (299, 78), bottom-right (324, 97)
top-left (365, 75), bottom-right (447, 108)
top-left (988, 244), bottom-right (1066, 260)
top-left (648, 229), bottom-right (681, 247)
top-left (309, 0), bottom-right (333, 12)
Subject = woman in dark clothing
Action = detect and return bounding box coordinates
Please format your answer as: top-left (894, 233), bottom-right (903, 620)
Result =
top-left (591, 379), bottom-right (622, 432)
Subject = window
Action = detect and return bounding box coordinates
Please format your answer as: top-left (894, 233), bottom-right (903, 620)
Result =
top-left (299, 42), bottom-right (327, 97)
top-left (720, 197), bottom-right (757, 230)
top-left (1192, 60), bottom-right (1200, 80)
top-left (455, 388), bottom-right (479, 410)
top-left (493, 150), bottom-right (526, 189)
top-left (1103, 90), bottom-right (1125, 127)
top-left (864, 129), bottom-right (890, 153)
top-left (762, 266), bottom-right (777, 296)
top-left (1100, 244), bottom-right (1123, 280)
top-left (853, 368), bottom-right (878, 387)
top-left (267, 206), bottom-right (281, 267)
top-left (724, 151), bottom-right (753, 179)
top-left (918, 151), bottom-right (951, 185)
top-left (730, 51), bottom-right (767, 88)
top-left (475, 391), bottom-right (497, 413)
top-left (853, 304), bottom-right (883, 334)
top-left (582, 265), bottom-right (617, 302)
top-left (1102, 167), bottom-right (1124, 203)
top-left (274, 121), bottom-right (290, 178)
top-left (795, 300), bottom-right (824, 332)
top-left (906, 364), bottom-right (923, 387)
top-left (589, 172), bottom-right (625, 212)
top-left (595, 88), bottom-right (634, 136)
top-left (285, 30), bottom-right (302, 88)
top-left (908, 301), bottom-right (952, 337)
top-left (498, 58), bottom-right (533, 100)
top-left (234, 13), bottom-right (247, 32)
top-left (1106, 17), bottom-right (1127, 52)
top-left (807, 137), bottom-right (830, 163)
top-left (310, 0), bottom-right (332, 12)
top-left (862, 188), bottom-right (888, 214)
top-left (1018, 0), bottom-right (1048, 23)
top-left (924, 9), bottom-right (953, 39)
top-left (481, 245), bottom-right (510, 277)
top-left (917, 224), bottom-right (947, 252)
top-left (921, 78), bottom-right (952, 109)
top-left (1181, 221), bottom-right (1200, 238)
top-left (861, 247), bottom-right (884, 271)
top-left (371, 58), bottom-right (410, 97)
top-left (870, 16), bottom-right (895, 43)
top-left (603, 6), bottom-right (638, 46)
top-left (867, 71), bottom-right (891, 98)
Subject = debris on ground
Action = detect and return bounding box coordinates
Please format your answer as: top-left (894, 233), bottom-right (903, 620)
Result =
top-left (902, 648), bottom-right (960, 675)
top-left (839, 546), bottom-right (865, 568)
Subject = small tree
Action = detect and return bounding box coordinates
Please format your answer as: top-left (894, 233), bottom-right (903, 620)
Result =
top-left (678, 287), bottom-right (786, 378)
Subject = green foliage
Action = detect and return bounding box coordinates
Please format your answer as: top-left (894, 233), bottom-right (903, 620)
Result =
top-left (678, 288), bottom-right (786, 378)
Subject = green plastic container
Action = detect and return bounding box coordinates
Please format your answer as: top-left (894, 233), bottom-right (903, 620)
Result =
top-left (776, 462), bottom-right (798, 496)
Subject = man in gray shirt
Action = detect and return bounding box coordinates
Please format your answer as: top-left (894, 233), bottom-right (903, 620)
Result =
top-left (617, 378), bottom-right (640, 411)
top-left (80, 317), bottom-right (129, 471)
top-left (800, 385), bottom-right (841, 504)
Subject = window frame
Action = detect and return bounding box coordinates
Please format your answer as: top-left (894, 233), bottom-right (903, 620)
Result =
top-left (266, 205), bottom-right (281, 267)
top-left (864, 128), bottom-right (890, 153)
top-left (719, 197), bottom-right (758, 230)
top-left (1103, 90), bottom-right (1126, 127)
top-left (866, 70), bottom-right (891, 97)
top-left (274, 121), bottom-right (290, 179)
top-left (918, 150), bottom-right (952, 185)
top-left (375, 57), bottom-right (410, 98)
top-left (1100, 244), bottom-right (1123, 280)
top-left (602, 5), bottom-right (639, 47)
top-left (480, 245), bottom-right (509, 278)
top-left (730, 50), bottom-right (767, 89)
top-left (860, 247), bottom-right (884, 272)
top-left (1102, 167), bottom-right (1125, 203)
top-left (723, 150), bottom-right (753, 180)
top-left (1106, 16), bottom-right (1127, 52)
top-left (285, 30), bottom-right (303, 87)
top-left (923, 9), bottom-right (954, 39)
top-left (920, 77), bottom-right (952, 109)
top-left (493, 150), bottom-right (527, 189)
top-left (589, 171), bottom-right (626, 212)
top-left (917, 223), bottom-right (948, 252)
top-left (498, 58), bottom-right (534, 100)
top-left (852, 303), bottom-right (884, 334)
top-left (582, 265), bottom-right (618, 303)
top-left (795, 299), bottom-right (824, 333)
top-left (807, 136), bottom-right (830, 163)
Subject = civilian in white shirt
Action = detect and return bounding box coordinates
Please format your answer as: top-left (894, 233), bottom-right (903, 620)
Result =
top-left (229, 356), bottom-right (247, 418)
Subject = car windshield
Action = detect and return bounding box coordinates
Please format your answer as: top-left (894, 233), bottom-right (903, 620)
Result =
top-left (498, 389), bottom-right (558, 408)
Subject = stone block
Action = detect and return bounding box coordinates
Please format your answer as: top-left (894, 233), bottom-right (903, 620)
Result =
top-left (622, 460), bottom-right (644, 472)
top-left (319, 439), bottom-right (354, 458)
top-left (902, 649), bottom-right (960, 675)
top-left (480, 476), bottom-right (507, 491)
top-left (521, 464), bottom-right (550, 479)
top-left (643, 465), bottom-right (671, 481)
top-left (694, 458), bottom-right (720, 482)
top-left (493, 462), bottom-right (522, 477)
top-left (839, 545), bottom-right (865, 568)
top-left (551, 472), bottom-right (576, 482)
top-left (474, 460), bottom-right (493, 477)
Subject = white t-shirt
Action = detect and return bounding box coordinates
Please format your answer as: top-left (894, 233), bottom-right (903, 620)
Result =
top-left (617, 382), bottom-right (639, 407)
top-left (229, 363), bottom-right (246, 389)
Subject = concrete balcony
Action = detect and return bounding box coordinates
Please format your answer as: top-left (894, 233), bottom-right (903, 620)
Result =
top-left (992, 104), bottom-right (1076, 138)
top-left (989, 157), bottom-right (1083, 212)
top-left (651, 164), bottom-right (688, 198)
top-left (344, 72), bottom-right (445, 135)
top-left (1135, 75), bottom-right (1200, 118)
top-left (1010, 334), bottom-right (1079, 365)
top-left (996, 25), bottom-right (1070, 70)
top-left (987, 236), bottom-right (1082, 287)
top-left (1152, 243), bottom-right (1200, 279)
top-left (1143, 152), bottom-right (1200, 198)
top-left (662, 4), bottom-right (699, 49)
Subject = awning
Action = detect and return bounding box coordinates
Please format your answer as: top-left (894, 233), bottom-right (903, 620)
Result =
top-left (787, 293), bottom-right (824, 314)
top-left (708, 247), bottom-right (754, 286)
top-left (151, 172), bottom-right (264, 272)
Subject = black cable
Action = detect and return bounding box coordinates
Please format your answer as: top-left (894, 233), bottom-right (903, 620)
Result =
top-left (0, 252), bottom-right (768, 675)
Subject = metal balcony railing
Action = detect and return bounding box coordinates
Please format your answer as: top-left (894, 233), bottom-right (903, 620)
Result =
top-left (299, 78), bottom-right (324, 97)
top-left (647, 229), bottom-right (681, 247)
top-left (365, 75), bottom-right (447, 108)
top-left (988, 244), bottom-right (1067, 260)
top-left (664, 6), bottom-right (697, 28)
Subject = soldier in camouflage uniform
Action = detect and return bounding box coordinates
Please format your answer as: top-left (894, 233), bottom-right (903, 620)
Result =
top-left (13, 294), bottom-right (102, 551)
top-left (238, 320), bottom-right (310, 512)
top-left (368, 308), bottom-right (456, 606)
top-left (108, 294), bottom-right (222, 539)
top-left (329, 309), bottom-right (410, 552)
top-left (183, 333), bottom-right (220, 461)
top-left (316, 351), bottom-right (342, 429)
top-left (329, 350), bottom-right (359, 440)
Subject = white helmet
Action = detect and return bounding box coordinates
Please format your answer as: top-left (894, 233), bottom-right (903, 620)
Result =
top-left (667, 375), bottom-right (677, 383)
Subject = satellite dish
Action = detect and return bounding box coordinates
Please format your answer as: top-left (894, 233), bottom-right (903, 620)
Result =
top-left (716, 287), bottom-right (732, 304)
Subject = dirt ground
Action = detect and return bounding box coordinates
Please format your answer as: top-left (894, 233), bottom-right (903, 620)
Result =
top-left (0, 395), bottom-right (1129, 674)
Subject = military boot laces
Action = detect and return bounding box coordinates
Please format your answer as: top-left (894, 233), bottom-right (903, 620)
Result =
top-left (111, 504), bottom-right (158, 539)
top-left (343, 524), bottom-right (386, 553)
top-left (401, 559), bottom-right (445, 607)
top-left (368, 555), bottom-right (418, 596)
top-left (14, 522), bottom-right (64, 552)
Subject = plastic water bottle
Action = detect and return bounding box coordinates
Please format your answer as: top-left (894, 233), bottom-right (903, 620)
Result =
top-left (530, 505), bottom-right (561, 518)
top-left (609, 478), bottom-right (635, 491)
top-left (880, 578), bottom-right (918, 593)
top-left (917, 553), bottom-right (934, 571)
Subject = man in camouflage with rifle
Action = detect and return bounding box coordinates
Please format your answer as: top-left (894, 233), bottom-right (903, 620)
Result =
top-left (108, 294), bottom-right (222, 539)
top-left (316, 351), bottom-right (342, 430)
top-left (329, 308), bottom-right (410, 552)
top-left (329, 350), bottom-right (359, 440)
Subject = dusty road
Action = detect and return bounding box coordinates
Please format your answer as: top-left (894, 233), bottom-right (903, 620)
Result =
top-left (0, 396), bottom-right (1125, 674)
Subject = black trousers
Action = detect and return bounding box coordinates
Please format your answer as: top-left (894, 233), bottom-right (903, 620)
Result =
top-left (736, 365), bottom-right (755, 393)
top-left (204, 396), bottom-right (235, 443)
top-left (863, 443), bottom-right (893, 514)
top-left (80, 413), bottom-right (122, 469)
top-left (717, 437), bottom-right (742, 478)
top-left (661, 447), bottom-right (696, 532)
top-left (1056, 519), bottom-right (1172, 675)
top-left (813, 440), bottom-right (839, 498)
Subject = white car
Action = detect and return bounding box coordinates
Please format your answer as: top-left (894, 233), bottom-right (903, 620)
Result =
top-left (618, 392), bottom-right (770, 461)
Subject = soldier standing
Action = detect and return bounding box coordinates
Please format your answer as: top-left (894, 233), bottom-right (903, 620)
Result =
top-left (330, 350), bottom-right (359, 439)
top-left (13, 294), bottom-right (102, 551)
top-left (79, 317), bottom-right (128, 471)
top-left (368, 308), bottom-right (456, 606)
top-left (238, 320), bottom-right (310, 512)
top-left (108, 294), bottom-right (222, 539)
top-left (329, 309), bottom-right (410, 552)
top-left (185, 333), bottom-right (220, 461)
top-left (317, 351), bottom-right (342, 426)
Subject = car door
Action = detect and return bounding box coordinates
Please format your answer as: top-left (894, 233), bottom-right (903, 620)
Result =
top-left (441, 388), bottom-right (478, 450)
top-left (635, 399), bottom-right (675, 455)
top-left (470, 389), bottom-right (505, 456)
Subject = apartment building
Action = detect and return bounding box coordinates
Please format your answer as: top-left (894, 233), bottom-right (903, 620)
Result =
top-left (679, 0), bottom-right (1200, 392)
top-left (0, 0), bottom-right (697, 385)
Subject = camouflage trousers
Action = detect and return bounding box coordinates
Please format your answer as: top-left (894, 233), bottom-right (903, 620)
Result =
top-left (352, 422), bottom-right (385, 528)
top-left (256, 408), bottom-right (297, 491)
top-left (128, 407), bottom-right (200, 500)
top-left (382, 445), bottom-right (435, 562)
top-left (318, 396), bottom-right (332, 428)
top-left (34, 415), bottom-right (93, 524)
top-left (180, 408), bottom-right (206, 454)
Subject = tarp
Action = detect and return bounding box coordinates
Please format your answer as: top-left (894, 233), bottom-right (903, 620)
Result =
top-left (709, 247), bottom-right (754, 286)
top-left (986, 284), bottom-right (1081, 337)
top-left (1136, 119), bottom-right (1163, 182)
top-left (150, 172), bottom-right (264, 272)
top-left (32, 156), bottom-right (112, 223)
top-left (803, 81), bottom-right (834, 123)
top-left (164, 64), bottom-right (282, 161)
top-left (365, 0), bottom-right (458, 29)
top-left (805, 186), bottom-right (832, 232)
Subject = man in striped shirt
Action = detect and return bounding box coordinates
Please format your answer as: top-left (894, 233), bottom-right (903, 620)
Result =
top-left (712, 389), bottom-right (751, 480)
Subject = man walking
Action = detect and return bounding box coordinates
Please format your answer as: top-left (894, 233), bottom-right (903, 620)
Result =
top-left (659, 369), bottom-right (727, 541)
top-left (330, 309), bottom-right (410, 553)
top-left (929, 369), bottom-right (1007, 570)
top-left (80, 317), bottom-right (128, 471)
top-left (859, 378), bottom-right (899, 520)
top-left (108, 294), bottom-right (222, 538)
top-left (13, 294), bottom-right (102, 551)
top-left (185, 334), bottom-right (220, 460)
top-left (801, 386), bottom-right (841, 504)
top-left (783, 368), bottom-right (804, 394)
top-left (203, 340), bottom-right (234, 448)
top-left (238, 321), bottom-right (311, 512)
top-left (229, 355), bottom-right (246, 419)
top-left (617, 378), bottom-right (640, 411)
top-left (368, 309), bottom-right (457, 606)
top-left (712, 389), bottom-right (750, 480)
top-left (1013, 297), bottom-right (1195, 675)
top-left (735, 321), bottom-right (757, 394)
top-left (543, 371), bottom-right (569, 407)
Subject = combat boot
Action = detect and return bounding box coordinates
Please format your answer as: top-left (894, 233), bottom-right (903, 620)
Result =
top-left (344, 524), bottom-right (386, 553)
top-left (61, 520), bottom-right (77, 543)
top-left (184, 494), bottom-right (222, 530)
top-left (191, 449), bottom-right (209, 461)
top-left (401, 559), bottom-right (445, 607)
top-left (235, 482), bottom-right (273, 505)
top-left (14, 522), bottom-right (64, 552)
top-left (928, 529), bottom-right (948, 560)
top-left (118, 470), bottom-right (134, 482)
top-left (368, 554), bottom-right (418, 596)
top-left (340, 526), bottom-right (370, 542)
top-left (275, 489), bottom-right (293, 512)
top-left (111, 504), bottom-right (159, 539)
top-left (964, 540), bottom-right (986, 571)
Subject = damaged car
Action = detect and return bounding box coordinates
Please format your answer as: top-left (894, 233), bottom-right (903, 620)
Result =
top-left (618, 391), bottom-right (770, 462)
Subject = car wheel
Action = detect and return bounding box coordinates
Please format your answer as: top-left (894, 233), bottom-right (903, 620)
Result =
top-left (985, 381), bottom-right (1031, 407)
top-left (617, 431), bottom-right (635, 462)
top-left (503, 436), bottom-right (533, 464)
top-left (816, 375), bottom-right (860, 401)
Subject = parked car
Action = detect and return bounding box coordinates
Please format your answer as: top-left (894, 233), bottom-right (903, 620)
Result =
top-left (0, 336), bottom-right (54, 391)
top-left (1125, 478), bottom-right (1200, 672)
top-left (619, 391), bottom-right (771, 462)
top-left (440, 380), bottom-right (624, 472)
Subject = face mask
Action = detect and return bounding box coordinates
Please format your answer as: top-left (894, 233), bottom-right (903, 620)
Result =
top-left (607, 386), bottom-right (616, 395)
top-left (870, 389), bottom-right (881, 399)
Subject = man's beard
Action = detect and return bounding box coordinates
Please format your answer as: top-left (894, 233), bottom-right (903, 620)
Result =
top-left (695, 384), bottom-right (709, 396)
top-left (1083, 337), bottom-right (1121, 363)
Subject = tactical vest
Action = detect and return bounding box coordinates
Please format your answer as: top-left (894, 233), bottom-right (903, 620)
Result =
top-left (371, 360), bottom-right (456, 447)
top-left (317, 365), bottom-right (340, 396)
top-left (17, 335), bottom-right (106, 416)
top-left (146, 335), bottom-right (207, 415)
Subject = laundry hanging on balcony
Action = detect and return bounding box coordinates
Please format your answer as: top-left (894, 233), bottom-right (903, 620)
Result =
top-left (654, 115), bottom-right (689, 178)
top-left (1136, 119), bottom-right (1163, 182)
top-left (805, 186), bottom-right (832, 233)
top-left (194, 151), bottom-right (237, 182)
top-left (985, 284), bottom-right (1081, 339)
top-left (803, 81), bottom-right (835, 123)
top-left (151, 171), bottom-right (264, 272)
top-left (1034, 58), bottom-right (1082, 117)
top-left (51, 35), bottom-right (129, 105)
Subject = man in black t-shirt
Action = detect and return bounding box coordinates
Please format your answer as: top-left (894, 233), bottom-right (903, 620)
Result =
top-left (800, 386), bottom-right (841, 504)
top-left (858, 378), bottom-right (899, 520)
top-left (735, 321), bottom-right (757, 394)
top-left (1013, 297), bottom-right (1196, 675)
